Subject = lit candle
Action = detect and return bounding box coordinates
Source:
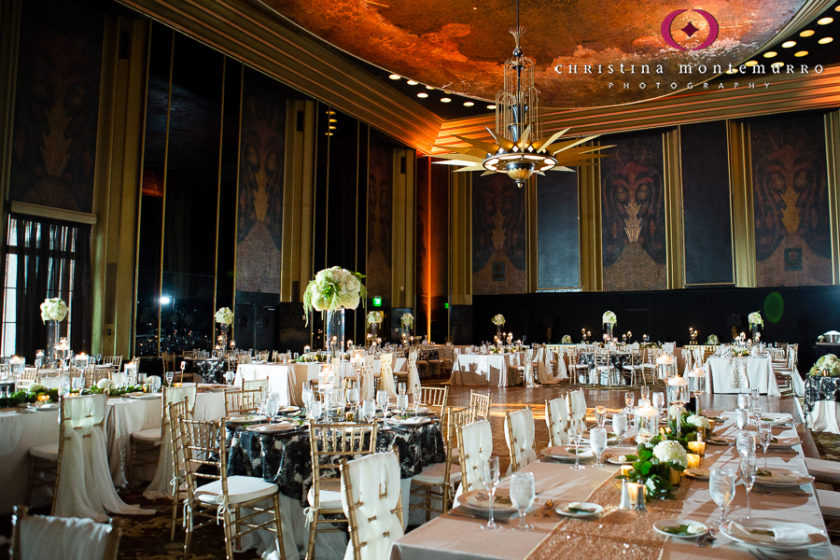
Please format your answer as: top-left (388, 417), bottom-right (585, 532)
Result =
top-left (637, 405), bottom-right (658, 435)
top-left (628, 482), bottom-right (646, 509)
top-left (687, 453), bottom-right (700, 469)
top-left (619, 465), bottom-right (634, 477)
top-left (688, 440), bottom-right (706, 457)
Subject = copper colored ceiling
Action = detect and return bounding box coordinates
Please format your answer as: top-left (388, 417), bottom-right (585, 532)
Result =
top-left (261, 0), bottom-right (811, 109)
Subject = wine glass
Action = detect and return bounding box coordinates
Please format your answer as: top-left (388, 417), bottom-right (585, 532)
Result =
top-left (510, 472), bottom-right (535, 531)
top-left (739, 452), bottom-right (757, 520)
top-left (397, 382), bottom-right (406, 395)
top-left (376, 389), bottom-right (389, 414)
top-left (396, 394), bottom-right (409, 416)
top-left (412, 386), bottom-right (421, 416)
top-left (165, 371), bottom-right (174, 387)
top-left (71, 375), bottom-right (84, 393)
top-left (613, 413), bottom-right (627, 444)
top-left (481, 456), bottom-right (501, 530)
top-left (302, 385), bottom-right (314, 415)
top-left (570, 421), bottom-right (585, 470)
top-left (362, 399), bottom-right (376, 421)
top-left (735, 408), bottom-right (749, 432)
top-left (736, 432), bottom-right (756, 462)
top-left (652, 392), bottom-right (665, 419)
top-left (750, 389), bottom-right (761, 423)
top-left (709, 468), bottom-right (736, 528)
top-left (589, 427), bottom-right (607, 467)
top-left (266, 393), bottom-right (280, 418)
top-left (640, 385), bottom-right (650, 402)
top-left (624, 391), bottom-right (635, 413)
top-left (758, 420), bottom-right (772, 469)
top-left (309, 400), bottom-right (323, 421)
top-left (595, 406), bottom-right (607, 429)
top-left (737, 393), bottom-right (750, 411)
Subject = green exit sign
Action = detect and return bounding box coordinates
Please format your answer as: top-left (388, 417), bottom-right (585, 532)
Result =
top-left (444, 302), bottom-right (449, 309)
top-left (371, 296), bottom-right (382, 307)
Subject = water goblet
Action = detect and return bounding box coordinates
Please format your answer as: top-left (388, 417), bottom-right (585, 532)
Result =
top-left (737, 393), bottom-right (750, 411)
top-left (589, 427), bottom-right (607, 467)
top-left (739, 452), bottom-right (757, 521)
top-left (570, 421), bottom-right (586, 470)
top-left (71, 375), bottom-right (84, 393)
top-left (481, 456), bottom-right (501, 530)
top-left (266, 393), bottom-right (280, 418)
top-left (736, 431), bottom-right (756, 458)
top-left (362, 399), bottom-right (376, 421)
top-left (595, 406), bottom-right (607, 429)
top-left (396, 394), bottom-right (409, 416)
top-left (376, 389), bottom-right (389, 414)
top-left (709, 468), bottom-right (736, 528)
top-left (398, 382), bottom-right (406, 395)
top-left (652, 392), bottom-right (665, 419)
top-left (640, 385), bottom-right (650, 402)
top-left (412, 387), bottom-right (421, 415)
top-left (613, 412), bottom-right (627, 444)
top-left (735, 408), bottom-right (749, 432)
top-left (758, 421), bottom-right (772, 469)
top-left (165, 371), bottom-right (174, 387)
top-left (624, 391), bottom-right (635, 413)
top-left (510, 472), bottom-right (535, 531)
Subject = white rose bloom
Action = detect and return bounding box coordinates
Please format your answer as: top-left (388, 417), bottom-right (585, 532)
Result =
top-left (685, 414), bottom-right (711, 430)
top-left (668, 404), bottom-right (686, 418)
top-left (652, 440), bottom-right (688, 468)
top-left (97, 378), bottom-right (112, 391)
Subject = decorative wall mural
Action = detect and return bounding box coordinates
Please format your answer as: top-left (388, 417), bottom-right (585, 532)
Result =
top-left (473, 174), bottom-right (526, 295)
top-left (9, 0), bottom-right (103, 212)
top-left (751, 113), bottom-right (831, 287)
top-left (601, 132), bottom-right (666, 291)
top-left (367, 131), bottom-right (394, 299)
top-left (235, 71), bottom-right (285, 294)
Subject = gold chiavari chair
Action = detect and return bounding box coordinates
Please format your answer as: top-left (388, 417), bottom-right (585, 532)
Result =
top-left (10, 505), bottom-right (122, 560)
top-left (410, 405), bottom-right (465, 519)
top-left (341, 450), bottom-right (404, 560)
top-left (504, 406), bottom-right (537, 472)
top-left (307, 422), bottom-right (378, 560)
top-left (456, 419), bottom-right (493, 495)
top-left (416, 385), bottom-right (448, 416)
top-left (242, 378), bottom-right (269, 401)
top-left (161, 352), bottom-right (175, 376)
top-left (167, 400), bottom-right (189, 541)
top-left (103, 355), bottom-right (123, 368)
top-left (224, 388), bottom-right (263, 416)
top-left (83, 365), bottom-right (112, 389)
top-left (178, 417), bottom-right (286, 560)
top-left (468, 390), bottom-right (491, 420)
top-left (545, 396), bottom-right (572, 447)
top-left (15, 367), bottom-right (38, 391)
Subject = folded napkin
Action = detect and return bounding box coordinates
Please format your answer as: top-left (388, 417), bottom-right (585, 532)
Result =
top-left (771, 524), bottom-right (811, 545)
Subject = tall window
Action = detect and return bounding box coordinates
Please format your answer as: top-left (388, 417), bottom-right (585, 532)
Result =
top-left (1, 214), bottom-right (91, 359)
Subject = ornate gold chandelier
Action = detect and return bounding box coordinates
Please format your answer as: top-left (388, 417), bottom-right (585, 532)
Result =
top-left (435, 1), bottom-right (612, 188)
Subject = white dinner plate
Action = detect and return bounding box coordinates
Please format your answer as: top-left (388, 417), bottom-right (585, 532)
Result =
top-left (35, 403), bottom-right (59, 411)
top-left (279, 406), bottom-right (301, 414)
top-left (543, 446), bottom-right (594, 461)
top-left (722, 520), bottom-right (827, 551)
top-left (388, 416), bottom-right (432, 426)
top-left (754, 468), bottom-right (813, 488)
top-left (759, 412), bottom-right (793, 426)
top-left (127, 392), bottom-right (160, 399)
top-left (462, 490), bottom-right (517, 514)
top-left (652, 519), bottom-right (708, 539)
top-left (246, 422), bottom-right (296, 433)
top-left (555, 502), bottom-right (603, 518)
top-left (227, 414), bottom-right (268, 424)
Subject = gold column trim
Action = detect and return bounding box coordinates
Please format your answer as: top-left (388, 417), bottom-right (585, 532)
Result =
top-left (826, 110), bottom-right (840, 284)
top-left (663, 127), bottom-right (685, 290)
top-left (212, 58), bottom-right (227, 318)
top-left (728, 120), bottom-right (757, 287)
top-left (578, 153), bottom-right (603, 292)
top-left (449, 170), bottom-right (472, 306)
top-left (391, 148), bottom-right (416, 308)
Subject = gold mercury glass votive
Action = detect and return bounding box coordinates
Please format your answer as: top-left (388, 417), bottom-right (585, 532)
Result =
top-left (687, 440), bottom-right (706, 457)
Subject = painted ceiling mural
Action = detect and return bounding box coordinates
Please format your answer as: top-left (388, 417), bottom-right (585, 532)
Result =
top-left (262, 0), bottom-right (808, 108)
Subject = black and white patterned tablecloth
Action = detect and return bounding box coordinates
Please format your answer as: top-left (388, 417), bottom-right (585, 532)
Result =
top-left (226, 420), bottom-right (446, 504)
top-left (805, 376), bottom-right (840, 411)
top-left (189, 359), bottom-right (228, 384)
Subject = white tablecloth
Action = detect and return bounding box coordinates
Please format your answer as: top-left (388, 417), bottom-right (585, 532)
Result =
top-left (448, 353), bottom-right (522, 387)
top-left (809, 400), bottom-right (840, 434)
top-left (704, 355), bottom-right (779, 396)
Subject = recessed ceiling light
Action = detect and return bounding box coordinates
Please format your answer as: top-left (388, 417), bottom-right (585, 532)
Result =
top-left (763, 51), bottom-right (778, 58)
top-left (406, 80), bottom-right (419, 85)
top-left (836, 4), bottom-right (840, 11)
top-left (744, 60), bottom-right (758, 67)
top-left (388, 73), bottom-right (401, 80)
top-left (425, 85), bottom-right (434, 90)
top-left (486, 104), bottom-right (496, 110)
top-left (817, 16), bottom-right (834, 25)
top-left (794, 50), bottom-right (809, 57)
top-left (328, 125), bottom-right (336, 130)
top-left (800, 29), bottom-right (815, 37)
top-left (770, 61), bottom-right (784, 68)
top-left (325, 110), bottom-right (335, 115)
top-left (819, 36), bottom-right (834, 44)
top-left (328, 118), bottom-right (337, 123)
top-left (440, 97), bottom-right (452, 103)
top-left (463, 101), bottom-right (475, 107)
top-left (782, 40), bottom-right (797, 48)
top-left (416, 92), bottom-right (429, 98)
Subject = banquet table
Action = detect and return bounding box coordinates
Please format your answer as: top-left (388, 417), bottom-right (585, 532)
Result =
top-left (392, 410), bottom-right (832, 560)
top-left (449, 352), bottom-right (523, 387)
top-left (704, 355), bottom-right (779, 396)
top-left (805, 375), bottom-right (840, 434)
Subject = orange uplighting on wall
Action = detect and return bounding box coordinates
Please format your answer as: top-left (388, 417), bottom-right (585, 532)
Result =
top-left (426, 157), bottom-right (432, 341)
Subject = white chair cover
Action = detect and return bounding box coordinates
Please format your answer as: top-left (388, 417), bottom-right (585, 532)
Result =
top-left (341, 451), bottom-right (404, 560)
top-left (242, 377), bottom-right (269, 398)
top-left (407, 350), bottom-right (421, 396)
top-left (18, 513), bottom-right (114, 560)
top-left (457, 420), bottom-right (493, 497)
top-left (55, 394), bottom-right (153, 521)
top-left (568, 389), bottom-right (587, 422)
top-left (144, 383), bottom-right (198, 500)
top-left (546, 397), bottom-right (571, 446)
top-left (522, 349), bottom-right (536, 388)
top-left (379, 353), bottom-right (397, 396)
top-left (504, 407), bottom-right (537, 471)
top-left (360, 363), bottom-right (375, 402)
top-left (536, 348), bottom-right (564, 384)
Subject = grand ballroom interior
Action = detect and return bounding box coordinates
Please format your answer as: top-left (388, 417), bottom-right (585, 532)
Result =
top-left (2, 0), bottom-right (840, 558)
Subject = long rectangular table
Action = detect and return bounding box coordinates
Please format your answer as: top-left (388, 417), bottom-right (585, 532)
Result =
top-left (704, 356), bottom-right (779, 396)
top-left (393, 408), bottom-right (831, 559)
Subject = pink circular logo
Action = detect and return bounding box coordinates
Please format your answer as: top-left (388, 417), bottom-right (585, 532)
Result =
top-left (661, 9), bottom-right (719, 50)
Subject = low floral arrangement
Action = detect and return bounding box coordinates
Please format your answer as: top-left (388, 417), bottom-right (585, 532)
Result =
top-left (302, 266), bottom-right (366, 324)
top-left (809, 354), bottom-right (840, 377)
top-left (561, 334), bottom-right (572, 344)
top-left (732, 347), bottom-right (750, 357)
top-left (602, 310), bottom-right (617, 325)
top-left (0, 385), bottom-right (59, 408)
top-left (40, 297), bottom-right (68, 323)
top-left (491, 314), bottom-right (505, 326)
top-left (86, 383), bottom-right (144, 396)
top-left (748, 311), bottom-right (764, 327)
top-left (215, 307), bottom-right (233, 325)
top-left (367, 310), bottom-right (384, 324)
top-left (401, 312), bottom-right (415, 327)
top-left (620, 437), bottom-right (688, 500)
top-left (705, 334), bottom-right (719, 345)
top-left (295, 351), bottom-right (328, 363)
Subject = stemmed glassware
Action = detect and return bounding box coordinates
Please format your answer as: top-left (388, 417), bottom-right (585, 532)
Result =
top-left (589, 427), bottom-right (607, 467)
top-left (165, 371), bottom-right (174, 387)
top-left (396, 393), bottom-right (409, 416)
top-left (71, 375), bottom-right (84, 394)
top-left (735, 408), bottom-right (749, 432)
top-left (652, 392), bottom-right (665, 420)
top-left (757, 420), bottom-right (772, 469)
top-left (709, 468), bottom-right (736, 528)
top-left (739, 451), bottom-right (757, 521)
top-left (302, 382), bottom-right (314, 416)
top-left (376, 390), bottom-right (389, 415)
top-left (481, 456), bottom-right (501, 530)
top-left (570, 421), bottom-right (585, 470)
top-left (362, 399), bottom-right (376, 421)
top-left (624, 391), bottom-right (635, 413)
top-left (412, 386), bottom-right (421, 416)
top-left (510, 472), bottom-right (535, 531)
top-left (595, 406), bottom-right (607, 429)
top-left (640, 385), bottom-right (650, 402)
top-left (398, 382), bottom-right (406, 395)
top-left (613, 413), bottom-right (627, 445)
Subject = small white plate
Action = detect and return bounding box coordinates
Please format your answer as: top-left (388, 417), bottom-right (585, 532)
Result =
top-left (35, 403), bottom-right (59, 411)
top-left (768, 437), bottom-right (800, 449)
top-left (754, 468), bottom-right (813, 488)
top-left (555, 502), bottom-right (603, 518)
top-left (389, 416), bottom-right (432, 426)
top-left (543, 446), bottom-right (594, 461)
top-left (246, 422), bottom-right (296, 433)
top-left (227, 414), bottom-right (268, 424)
top-left (127, 392), bottom-right (160, 399)
top-left (722, 520), bottom-right (827, 551)
top-left (652, 519), bottom-right (709, 539)
top-left (463, 490), bottom-right (517, 514)
top-left (759, 413), bottom-right (793, 426)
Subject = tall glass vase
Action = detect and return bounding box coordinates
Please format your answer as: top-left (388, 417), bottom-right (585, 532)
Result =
top-left (46, 320), bottom-right (60, 366)
top-left (218, 323), bottom-right (230, 356)
top-left (605, 323), bottom-right (614, 339)
top-left (325, 309), bottom-right (345, 356)
top-left (750, 324), bottom-right (760, 343)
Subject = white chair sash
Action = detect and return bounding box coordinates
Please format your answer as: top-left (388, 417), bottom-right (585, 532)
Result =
top-left (379, 353), bottom-right (396, 396)
top-left (407, 351), bottom-right (421, 396)
top-left (144, 384), bottom-right (198, 500)
top-left (568, 389), bottom-right (586, 421)
top-left (18, 513), bottom-right (114, 560)
top-left (457, 420), bottom-right (493, 496)
top-left (505, 407), bottom-right (537, 471)
top-left (546, 397), bottom-right (571, 446)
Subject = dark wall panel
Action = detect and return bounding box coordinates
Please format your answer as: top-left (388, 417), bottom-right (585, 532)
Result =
top-left (682, 122), bottom-right (733, 286)
top-left (367, 129), bottom-right (394, 300)
top-left (473, 173), bottom-right (526, 295)
top-left (537, 172), bottom-right (580, 291)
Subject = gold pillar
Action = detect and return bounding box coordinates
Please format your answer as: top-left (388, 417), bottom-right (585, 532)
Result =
top-left (391, 148), bottom-right (416, 308)
top-left (727, 121), bottom-right (757, 287)
top-left (449, 170), bottom-right (472, 306)
top-left (663, 127), bottom-right (685, 290)
top-left (526, 177), bottom-right (538, 292)
top-left (578, 154), bottom-right (603, 291)
top-left (91, 15), bottom-right (149, 356)
top-left (280, 99), bottom-right (316, 302)
top-left (826, 110), bottom-right (840, 284)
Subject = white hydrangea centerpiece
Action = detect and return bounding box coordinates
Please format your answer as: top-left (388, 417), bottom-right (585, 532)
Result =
top-left (748, 311), bottom-right (764, 327)
top-left (685, 414), bottom-right (712, 430)
top-left (367, 310), bottom-right (384, 324)
top-left (652, 440), bottom-right (688, 469)
top-left (302, 266), bottom-right (366, 324)
top-left (561, 334), bottom-right (572, 344)
top-left (602, 310), bottom-right (617, 325)
top-left (491, 314), bottom-right (505, 326)
top-left (401, 313), bottom-right (415, 327)
top-left (96, 378), bottom-right (113, 392)
top-left (705, 334), bottom-right (719, 345)
top-left (40, 297), bottom-right (68, 323)
top-left (214, 306), bottom-right (234, 325)
top-left (810, 354), bottom-right (840, 377)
